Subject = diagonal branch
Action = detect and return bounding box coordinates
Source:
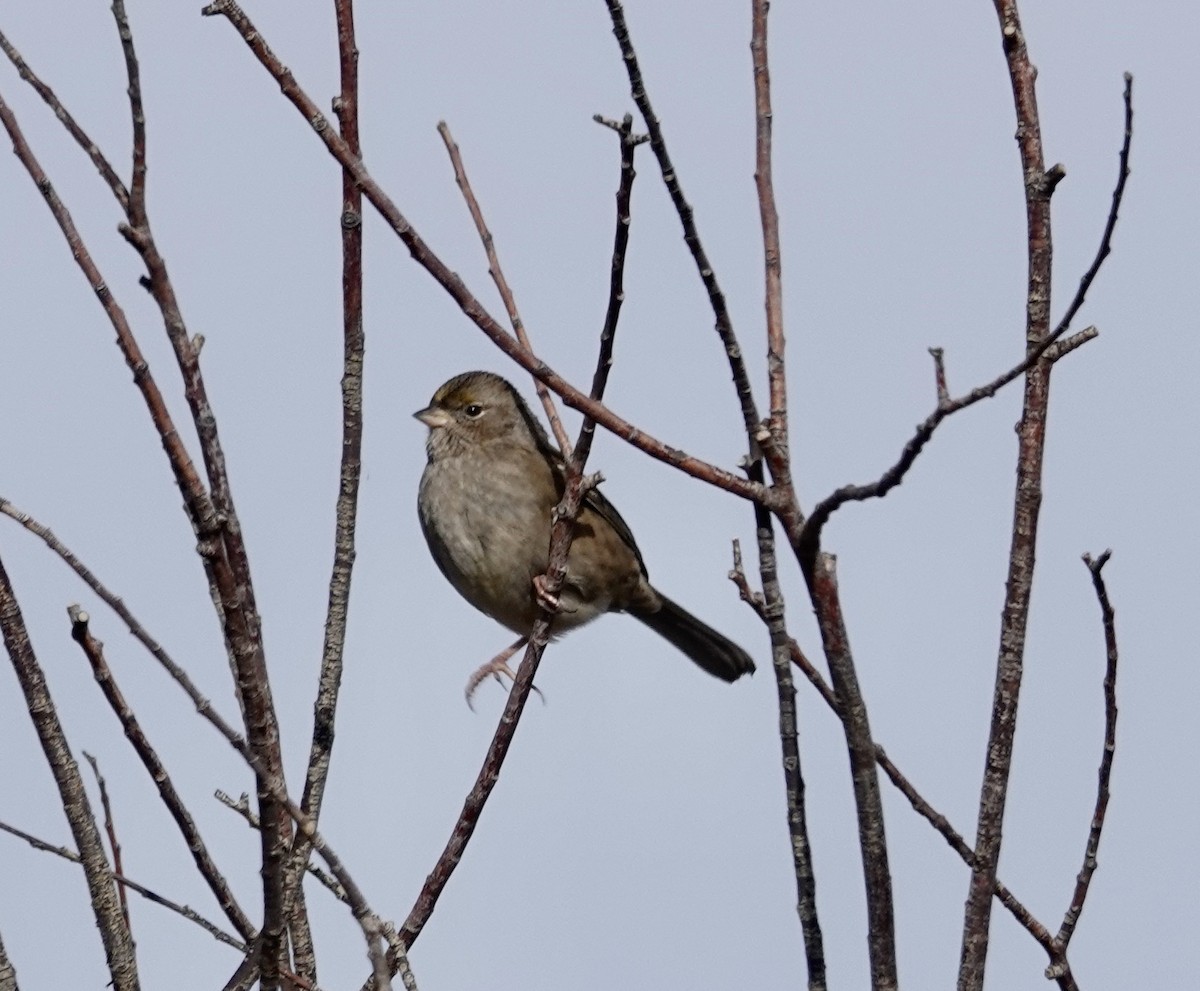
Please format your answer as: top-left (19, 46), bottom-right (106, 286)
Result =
top-left (200, 0), bottom-right (768, 506)
top-left (0, 555), bottom-right (139, 991)
top-left (437, 120), bottom-right (572, 454)
top-left (65, 602), bottom-right (256, 941)
top-left (0, 29), bottom-right (129, 208)
top-left (800, 326), bottom-right (1098, 550)
top-left (602, 0), bottom-right (765, 455)
top-left (0, 819), bottom-right (245, 952)
top-left (803, 76), bottom-right (1130, 552)
top-left (1047, 75), bottom-right (1134, 344)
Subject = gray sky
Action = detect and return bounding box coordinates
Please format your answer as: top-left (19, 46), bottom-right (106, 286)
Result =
top-left (1, 1), bottom-right (1195, 988)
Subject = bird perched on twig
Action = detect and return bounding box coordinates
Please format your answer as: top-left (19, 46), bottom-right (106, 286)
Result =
top-left (415, 370), bottom-right (755, 704)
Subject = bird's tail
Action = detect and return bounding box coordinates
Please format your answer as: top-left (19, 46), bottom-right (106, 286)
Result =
top-left (632, 592), bottom-right (755, 683)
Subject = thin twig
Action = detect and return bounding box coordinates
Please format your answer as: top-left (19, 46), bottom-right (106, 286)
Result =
top-left (288, 0), bottom-right (366, 981)
top-left (66, 603), bottom-right (255, 941)
top-left (83, 752), bottom-right (132, 932)
top-left (751, 0), bottom-right (795, 504)
top-left (200, 0), bottom-right (768, 506)
top-left (61, 611), bottom-right (401, 991)
top-left (805, 77), bottom-right (1130, 549)
top-left (110, 0), bottom-right (146, 223)
top-left (0, 555), bottom-right (139, 991)
top-left (1058, 551), bottom-right (1119, 947)
top-left (437, 121), bottom-right (572, 454)
top-left (726, 572), bottom-right (1073, 975)
top-left (0, 819), bottom-right (245, 952)
top-left (216, 792), bottom-right (349, 904)
top-left (0, 28), bottom-right (129, 208)
top-left (740, 511), bottom-right (827, 989)
top-left (602, 0), bottom-right (765, 457)
top-left (109, 6), bottom-right (291, 971)
top-left (800, 325), bottom-right (1098, 551)
top-left (1047, 76), bottom-right (1134, 343)
top-left (578, 113), bottom-right (639, 457)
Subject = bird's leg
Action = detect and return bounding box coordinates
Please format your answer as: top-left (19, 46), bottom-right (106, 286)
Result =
top-left (464, 636), bottom-right (546, 709)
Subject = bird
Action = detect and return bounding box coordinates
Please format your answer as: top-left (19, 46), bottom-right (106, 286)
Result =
top-left (414, 370), bottom-right (755, 703)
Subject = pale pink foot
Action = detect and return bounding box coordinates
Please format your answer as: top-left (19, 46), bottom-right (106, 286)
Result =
top-left (533, 574), bottom-right (581, 616)
top-left (464, 637), bottom-right (546, 709)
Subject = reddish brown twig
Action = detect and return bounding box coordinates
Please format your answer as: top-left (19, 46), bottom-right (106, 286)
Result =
top-left (805, 554), bottom-right (896, 990)
top-left (929, 348), bottom-right (950, 406)
top-left (437, 121), bottom-right (572, 455)
top-left (0, 28), bottom-right (129, 208)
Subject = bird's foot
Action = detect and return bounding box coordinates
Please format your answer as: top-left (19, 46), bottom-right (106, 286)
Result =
top-left (533, 573), bottom-right (579, 616)
top-left (464, 637), bottom-right (546, 710)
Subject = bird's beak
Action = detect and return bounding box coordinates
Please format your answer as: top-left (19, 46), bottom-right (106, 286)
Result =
top-left (414, 405), bottom-right (451, 429)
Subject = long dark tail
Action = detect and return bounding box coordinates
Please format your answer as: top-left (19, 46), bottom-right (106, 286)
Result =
top-left (632, 592), bottom-right (755, 683)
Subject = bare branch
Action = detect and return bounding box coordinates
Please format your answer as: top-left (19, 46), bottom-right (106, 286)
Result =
top-left (959, 3), bottom-right (1057, 985)
top-left (437, 120), bottom-right (572, 454)
top-left (803, 77), bottom-right (1130, 551)
top-left (395, 223), bottom-right (634, 958)
top-left (751, 0), bottom-right (796, 504)
top-left (1057, 551), bottom-right (1119, 947)
top-left (804, 554), bottom-right (896, 990)
top-left (800, 326), bottom-right (1098, 550)
top-left (288, 0), bottom-right (367, 981)
top-left (201, 0), bottom-right (767, 505)
top-left (0, 555), bottom-right (139, 991)
top-left (735, 523), bottom-right (827, 991)
top-left (0, 27), bottom-right (129, 208)
top-left (0, 819), bottom-right (245, 952)
top-left (67, 605), bottom-right (256, 941)
top-left (1048, 75), bottom-right (1134, 343)
top-left (110, 1), bottom-right (146, 223)
top-left (602, 0), bottom-right (765, 455)
top-left (82, 752), bottom-right (131, 932)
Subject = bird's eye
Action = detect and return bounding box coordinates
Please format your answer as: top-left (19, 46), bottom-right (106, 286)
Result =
top-left (464, 403), bottom-right (484, 418)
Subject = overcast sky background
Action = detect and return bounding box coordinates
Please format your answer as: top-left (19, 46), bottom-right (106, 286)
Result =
top-left (1, 1), bottom-right (1195, 988)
